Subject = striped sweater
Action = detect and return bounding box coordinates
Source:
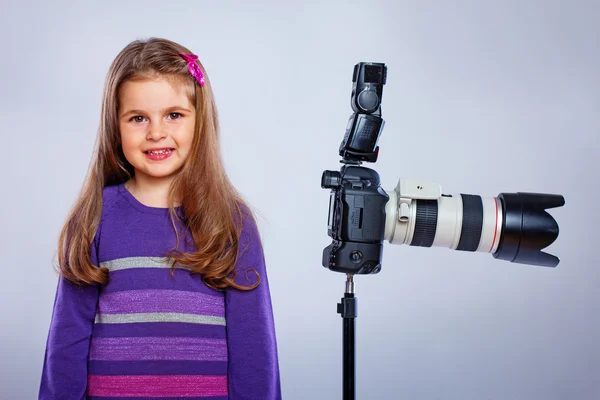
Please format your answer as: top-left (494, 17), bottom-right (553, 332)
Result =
top-left (39, 183), bottom-right (281, 399)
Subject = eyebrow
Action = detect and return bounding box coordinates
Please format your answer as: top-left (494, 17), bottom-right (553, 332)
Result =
top-left (120, 106), bottom-right (193, 118)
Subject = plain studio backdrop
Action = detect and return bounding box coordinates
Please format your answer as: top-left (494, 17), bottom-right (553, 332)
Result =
top-left (1, 1), bottom-right (598, 399)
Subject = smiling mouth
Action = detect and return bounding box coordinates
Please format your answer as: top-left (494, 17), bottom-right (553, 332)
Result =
top-left (145, 149), bottom-right (174, 155)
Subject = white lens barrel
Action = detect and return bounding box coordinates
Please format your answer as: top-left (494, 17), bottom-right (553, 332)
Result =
top-left (386, 192), bottom-right (503, 254)
top-left (433, 194), bottom-right (464, 249)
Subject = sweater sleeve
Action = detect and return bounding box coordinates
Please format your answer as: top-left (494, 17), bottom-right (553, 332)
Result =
top-left (38, 233), bottom-right (101, 399)
top-left (225, 212), bottom-right (282, 400)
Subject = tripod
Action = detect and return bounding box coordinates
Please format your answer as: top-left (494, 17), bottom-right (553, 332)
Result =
top-left (337, 274), bottom-right (357, 400)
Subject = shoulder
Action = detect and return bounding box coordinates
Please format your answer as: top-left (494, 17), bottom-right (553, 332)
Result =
top-left (234, 201), bottom-right (266, 268)
top-left (98, 184), bottom-right (123, 220)
top-left (101, 183), bottom-right (121, 205)
top-left (236, 201), bottom-right (261, 242)
top-left (92, 183), bottom-right (129, 254)
top-left (95, 183), bottom-right (123, 233)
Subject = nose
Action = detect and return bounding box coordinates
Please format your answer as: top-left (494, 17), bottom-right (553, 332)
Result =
top-left (146, 121), bottom-right (167, 141)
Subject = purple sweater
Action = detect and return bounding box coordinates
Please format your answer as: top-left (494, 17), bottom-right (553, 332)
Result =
top-left (39, 183), bottom-right (281, 399)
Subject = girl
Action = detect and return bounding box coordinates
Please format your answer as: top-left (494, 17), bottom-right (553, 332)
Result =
top-left (39, 38), bottom-right (281, 399)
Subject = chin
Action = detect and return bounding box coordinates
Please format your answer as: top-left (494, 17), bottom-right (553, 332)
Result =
top-left (149, 171), bottom-right (180, 179)
top-left (134, 167), bottom-right (182, 180)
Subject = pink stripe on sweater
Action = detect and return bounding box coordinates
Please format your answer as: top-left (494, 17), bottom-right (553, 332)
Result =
top-left (87, 374), bottom-right (228, 397)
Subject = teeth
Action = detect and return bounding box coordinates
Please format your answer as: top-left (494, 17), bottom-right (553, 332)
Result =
top-left (148, 149), bottom-right (172, 155)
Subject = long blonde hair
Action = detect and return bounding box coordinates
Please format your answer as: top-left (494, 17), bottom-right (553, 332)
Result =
top-left (57, 37), bottom-right (258, 291)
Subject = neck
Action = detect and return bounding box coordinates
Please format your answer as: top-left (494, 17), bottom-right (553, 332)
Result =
top-left (125, 175), bottom-right (179, 208)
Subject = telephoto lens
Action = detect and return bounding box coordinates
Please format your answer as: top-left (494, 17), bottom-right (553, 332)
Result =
top-left (385, 187), bottom-right (564, 267)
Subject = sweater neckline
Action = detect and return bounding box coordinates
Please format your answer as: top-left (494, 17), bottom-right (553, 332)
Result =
top-left (117, 183), bottom-right (182, 216)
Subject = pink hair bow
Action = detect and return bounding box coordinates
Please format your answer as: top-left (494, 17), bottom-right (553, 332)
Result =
top-left (179, 53), bottom-right (205, 86)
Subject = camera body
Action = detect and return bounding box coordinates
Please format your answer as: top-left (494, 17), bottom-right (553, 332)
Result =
top-left (322, 165), bottom-right (388, 274)
top-left (322, 62), bottom-right (389, 274)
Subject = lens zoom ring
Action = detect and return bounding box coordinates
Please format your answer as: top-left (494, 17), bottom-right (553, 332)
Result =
top-left (411, 199), bottom-right (438, 247)
top-left (456, 194), bottom-right (484, 252)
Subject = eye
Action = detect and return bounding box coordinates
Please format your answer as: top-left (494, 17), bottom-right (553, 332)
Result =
top-left (130, 116), bottom-right (146, 123)
top-left (168, 112), bottom-right (182, 120)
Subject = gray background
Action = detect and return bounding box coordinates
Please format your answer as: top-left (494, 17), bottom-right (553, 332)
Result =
top-left (1, 0), bottom-right (598, 399)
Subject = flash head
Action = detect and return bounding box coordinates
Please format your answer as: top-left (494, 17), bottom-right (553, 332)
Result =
top-left (339, 62), bottom-right (387, 164)
top-left (351, 63), bottom-right (387, 114)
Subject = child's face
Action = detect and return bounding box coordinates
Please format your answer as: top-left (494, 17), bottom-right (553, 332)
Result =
top-left (118, 76), bottom-right (195, 185)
